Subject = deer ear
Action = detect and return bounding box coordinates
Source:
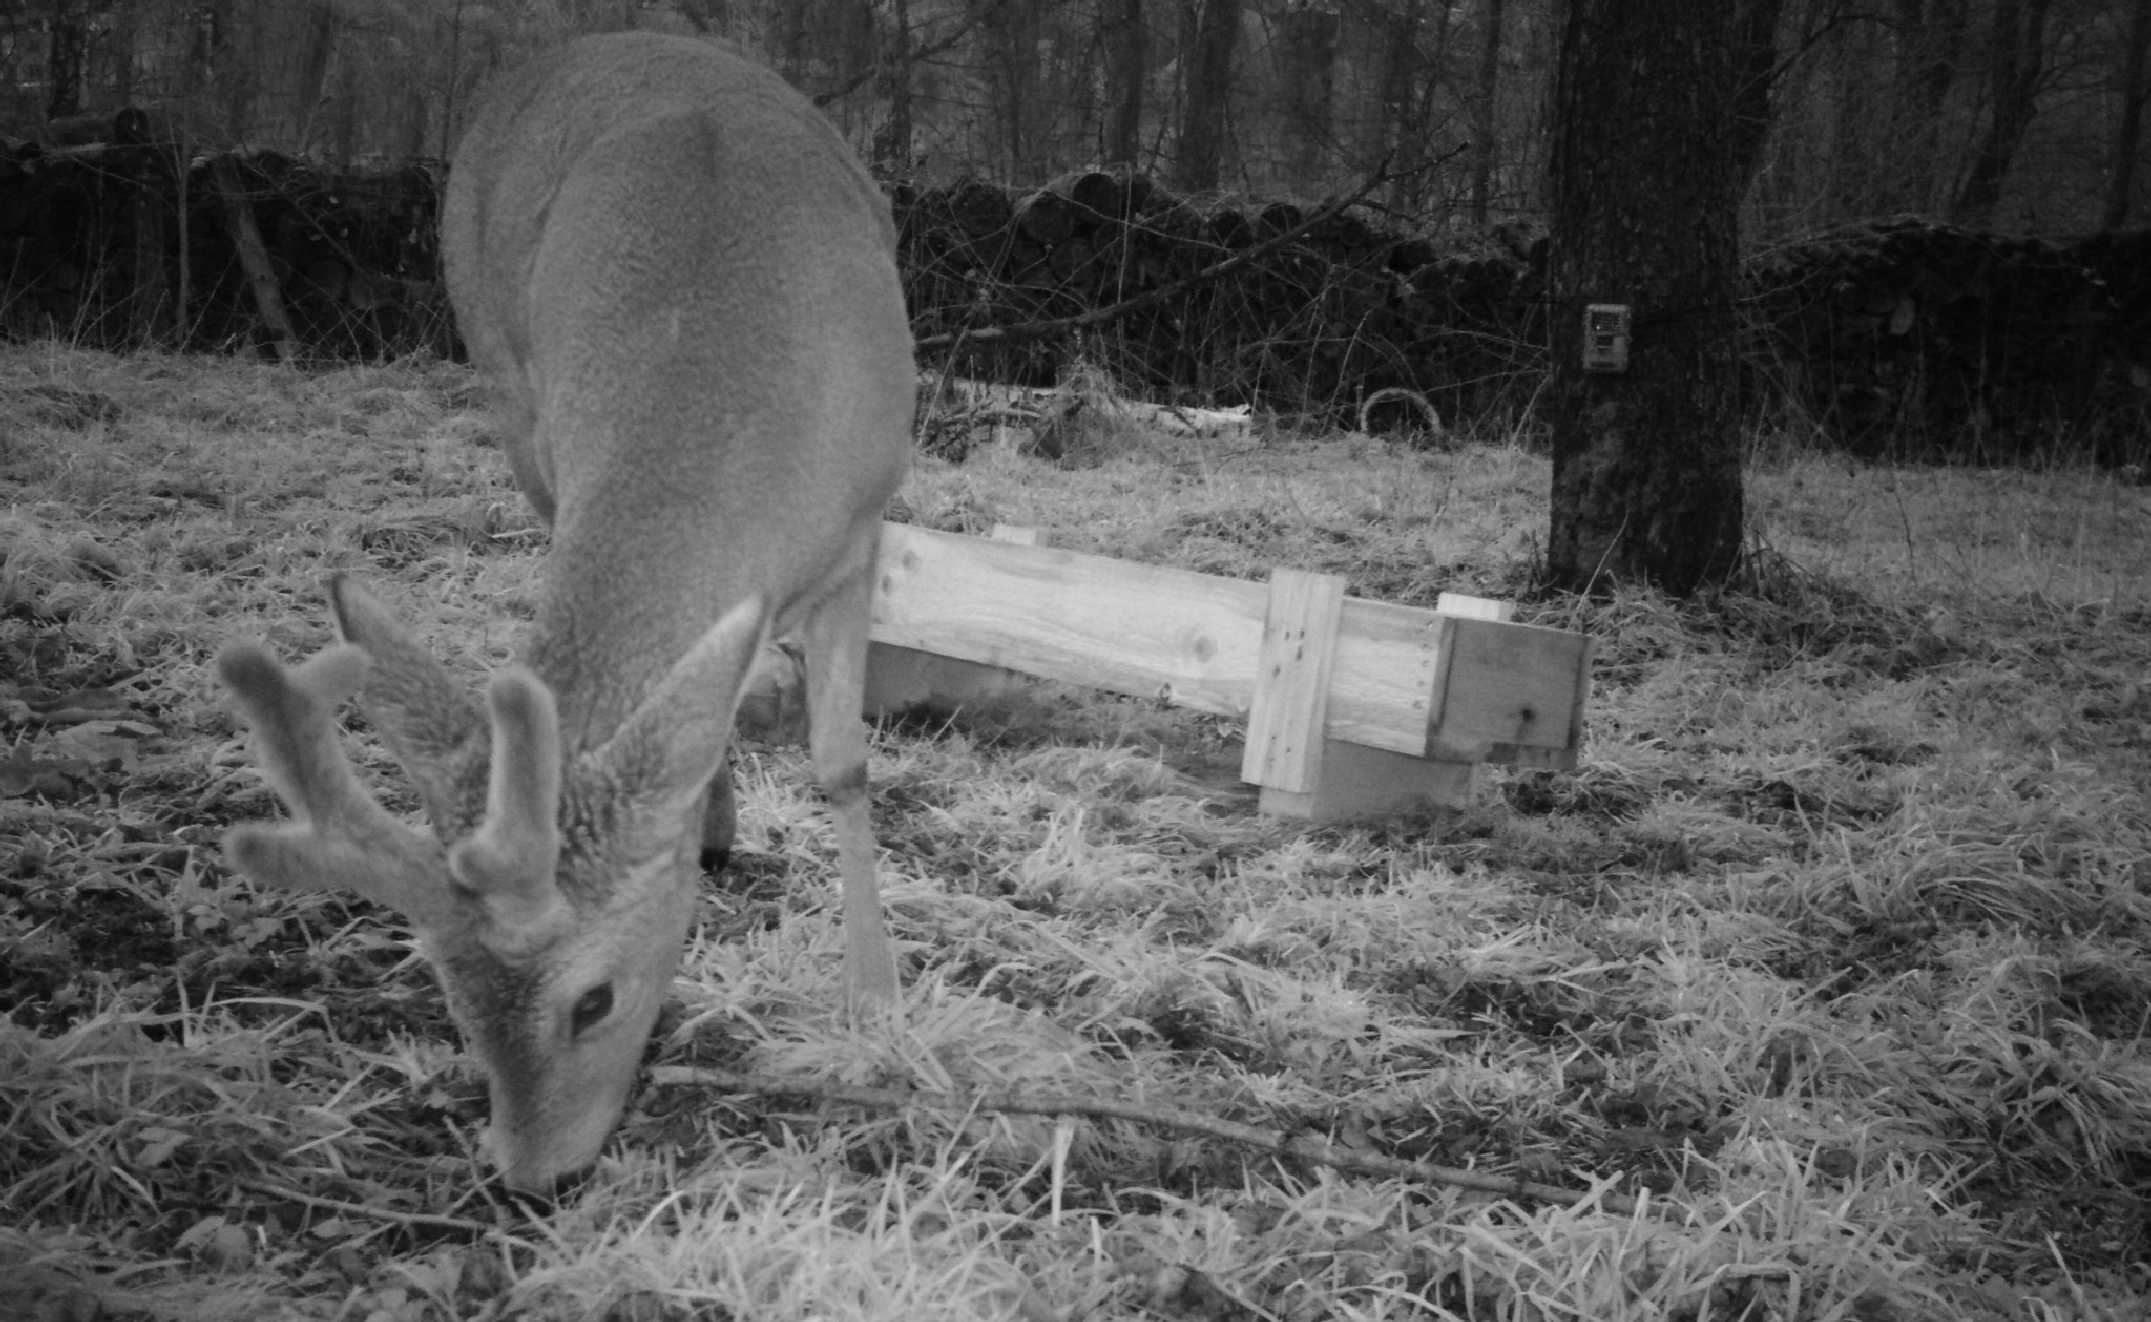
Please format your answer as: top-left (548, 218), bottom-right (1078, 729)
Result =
top-left (587, 596), bottom-right (768, 810)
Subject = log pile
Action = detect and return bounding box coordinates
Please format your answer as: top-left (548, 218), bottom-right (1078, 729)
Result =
top-left (897, 167), bottom-right (1548, 431)
top-left (1, 126), bottom-right (445, 361)
top-left (1745, 219), bottom-right (2151, 464)
top-left (1, 130), bottom-right (2144, 465)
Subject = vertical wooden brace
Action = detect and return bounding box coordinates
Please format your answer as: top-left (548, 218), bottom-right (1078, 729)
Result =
top-left (1244, 568), bottom-right (1347, 817)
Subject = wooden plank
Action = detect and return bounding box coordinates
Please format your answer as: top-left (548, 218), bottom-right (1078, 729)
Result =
top-left (862, 643), bottom-right (1023, 715)
top-left (1428, 616), bottom-right (1590, 768)
top-left (1305, 740), bottom-right (1479, 819)
top-left (1244, 569), bottom-right (1347, 809)
top-left (1435, 592), bottom-right (1515, 623)
top-left (875, 520), bottom-right (1278, 724)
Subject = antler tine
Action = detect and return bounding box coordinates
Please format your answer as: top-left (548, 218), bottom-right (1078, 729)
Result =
top-left (218, 640), bottom-right (444, 921)
top-left (327, 574), bottom-right (489, 832)
top-left (446, 668), bottom-right (563, 910)
top-left (219, 642), bottom-right (384, 828)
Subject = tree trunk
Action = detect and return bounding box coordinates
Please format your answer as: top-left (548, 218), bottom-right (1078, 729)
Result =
top-left (872, 0), bottom-right (914, 173)
top-left (1953, 0), bottom-right (2051, 224)
top-left (212, 155), bottom-right (299, 363)
top-left (294, 1), bottom-right (338, 158)
top-left (125, 123), bottom-right (171, 346)
top-left (2104, 0), bottom-right (2151, 230)
top-left (1176, 0), bottom-right (1240, 191)
top-left (1825, 18), bottom-right (1879, 219)
top-left (1889, 0), bottom-right (1969, 214)
top-left (46, 0), bottom-right (87, 119)
top-left (1101, 0), bottom-right (1147, 168)
top-left (1730, 0), bottom-right (1785, 194)
top-left (1381, 0), bottom-right (1451, 215)
top-left (987, 0), bottom-right (1042, 180)
top-left (1545, 0), bottom-right (1747, 596)
top-left (1279, 4), bottom-right (1339, 194)
top-left (106, 0), bottom-right (139, 106)
top-left (207, 0), bottom-right (257, 143)
top-left (1466, 0), bottom-right (1505, 225)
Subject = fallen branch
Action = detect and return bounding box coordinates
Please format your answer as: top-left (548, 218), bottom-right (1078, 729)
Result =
top-left (663, 1065), bottom-right (1649, 1219)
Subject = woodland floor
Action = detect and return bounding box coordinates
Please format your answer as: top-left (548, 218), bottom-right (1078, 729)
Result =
top-left (3, 344), bottom-right (2149, 1320)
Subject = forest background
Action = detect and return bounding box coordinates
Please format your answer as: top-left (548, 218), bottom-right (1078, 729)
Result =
top-left (8, 0), bottom-right (2145, 253)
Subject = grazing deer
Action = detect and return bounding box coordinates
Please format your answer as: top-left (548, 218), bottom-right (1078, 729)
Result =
top-left (217, 31), bottom-right (912, 1193)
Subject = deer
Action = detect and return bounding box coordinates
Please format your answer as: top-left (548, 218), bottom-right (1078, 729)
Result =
top-left (215, 31), bottom-right (913, 1194)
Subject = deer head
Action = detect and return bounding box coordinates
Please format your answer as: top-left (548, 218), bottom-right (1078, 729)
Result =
top-left (220, 576), bottom-right (766, 1191)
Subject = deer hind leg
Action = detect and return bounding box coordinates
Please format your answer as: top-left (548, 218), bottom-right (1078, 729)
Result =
top-left (797, 563), bottom-right (900, 1015)
top-left (698, 755), bottom-right (738, 872)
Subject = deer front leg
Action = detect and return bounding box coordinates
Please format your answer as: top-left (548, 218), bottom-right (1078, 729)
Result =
top-left (796, 566), bottom-right (899, 1016)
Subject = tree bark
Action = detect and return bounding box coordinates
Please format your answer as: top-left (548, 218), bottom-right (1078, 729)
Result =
top-left (1953, 0), bottom-right (2051, 224)
top-left (1825, 18), bottom-right (1879, 219)
top-left (1466, 0), bottom-right (1505, 224)
top-left (986, 0), bottom-right (1042, 179)
top-left (1279, 4), bottom-right (1339, 194)
top-left (1176, 0), bottom-right (1241, 191)
top-left (872, 0), bottom-right (914, 173)
top-left (2104, 0), bottom-right (2151, 230)
top-left (1545, 0), bottom-right (1747, 596)
top-left (1889, 0), bottom-right (1969, 215)
top-left (211, 155), bottom-right (299, 363)
top-left (45, 0), bottom-right (87, 119)
top-left (1380, 0), bottom-right (1451, 214)
top-left (1730, 0), bottom-right (1785, 194)
top-left (294, 1), bottom-right (339, 158)
top-left (1101, 0), bottom-right (1147, 168)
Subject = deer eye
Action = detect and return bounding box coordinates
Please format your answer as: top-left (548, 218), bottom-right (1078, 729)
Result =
top-left (570, 984), bottom-right (614, 1035)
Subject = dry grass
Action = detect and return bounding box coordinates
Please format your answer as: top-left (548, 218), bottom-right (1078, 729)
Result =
top-left (3, 343), bottom-right (2148, 1320)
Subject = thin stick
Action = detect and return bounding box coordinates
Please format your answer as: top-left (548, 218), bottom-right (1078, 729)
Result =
top-left (666, 1066), bottom-right (1647, 1219)
top-left (234, 1176), bottom-right (500, 1235)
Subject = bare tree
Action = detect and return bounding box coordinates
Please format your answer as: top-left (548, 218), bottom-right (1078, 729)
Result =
top-left (2104, 0), bottom-right (2150, 229)
top-left (1889, 0), bottom-right (1970, 214)
top-left (1465, 0), bottom-right (1504, 224)
top-left (293, 1), bottom-right (338, 157)
top-left (46, 0), bottom-right (87, 119)
top-left (1731, 0), bottom-right (1786, 194)
top-left (1176, 0), bottom-right (1240, 190)
top-left (1545, 0), bottom-right (1752, 595)
top-left (1374, 0), bottom-right (1451, 214)
top-left (1279, 2), bottom-right (1340, 192)
top-left (873, 0), bottom-right (914, 172)
top-left (1101, 0), bottom-right (1147, 167)
top-left (984, 0), bottom-right (1042, 179)
top-left (1954, 0), bottom-right (2052, 224)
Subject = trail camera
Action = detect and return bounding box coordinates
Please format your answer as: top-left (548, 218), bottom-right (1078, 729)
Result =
top-left (1583, 303), bottom-right (1631, 373)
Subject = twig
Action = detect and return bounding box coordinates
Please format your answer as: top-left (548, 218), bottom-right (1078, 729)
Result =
top-left (914, 151), bottom-right (1462, 355)
top-left (234, 1176), bottom-right (500, 1235)
top-left (665, 1065), bottom-right (1649, 1219)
